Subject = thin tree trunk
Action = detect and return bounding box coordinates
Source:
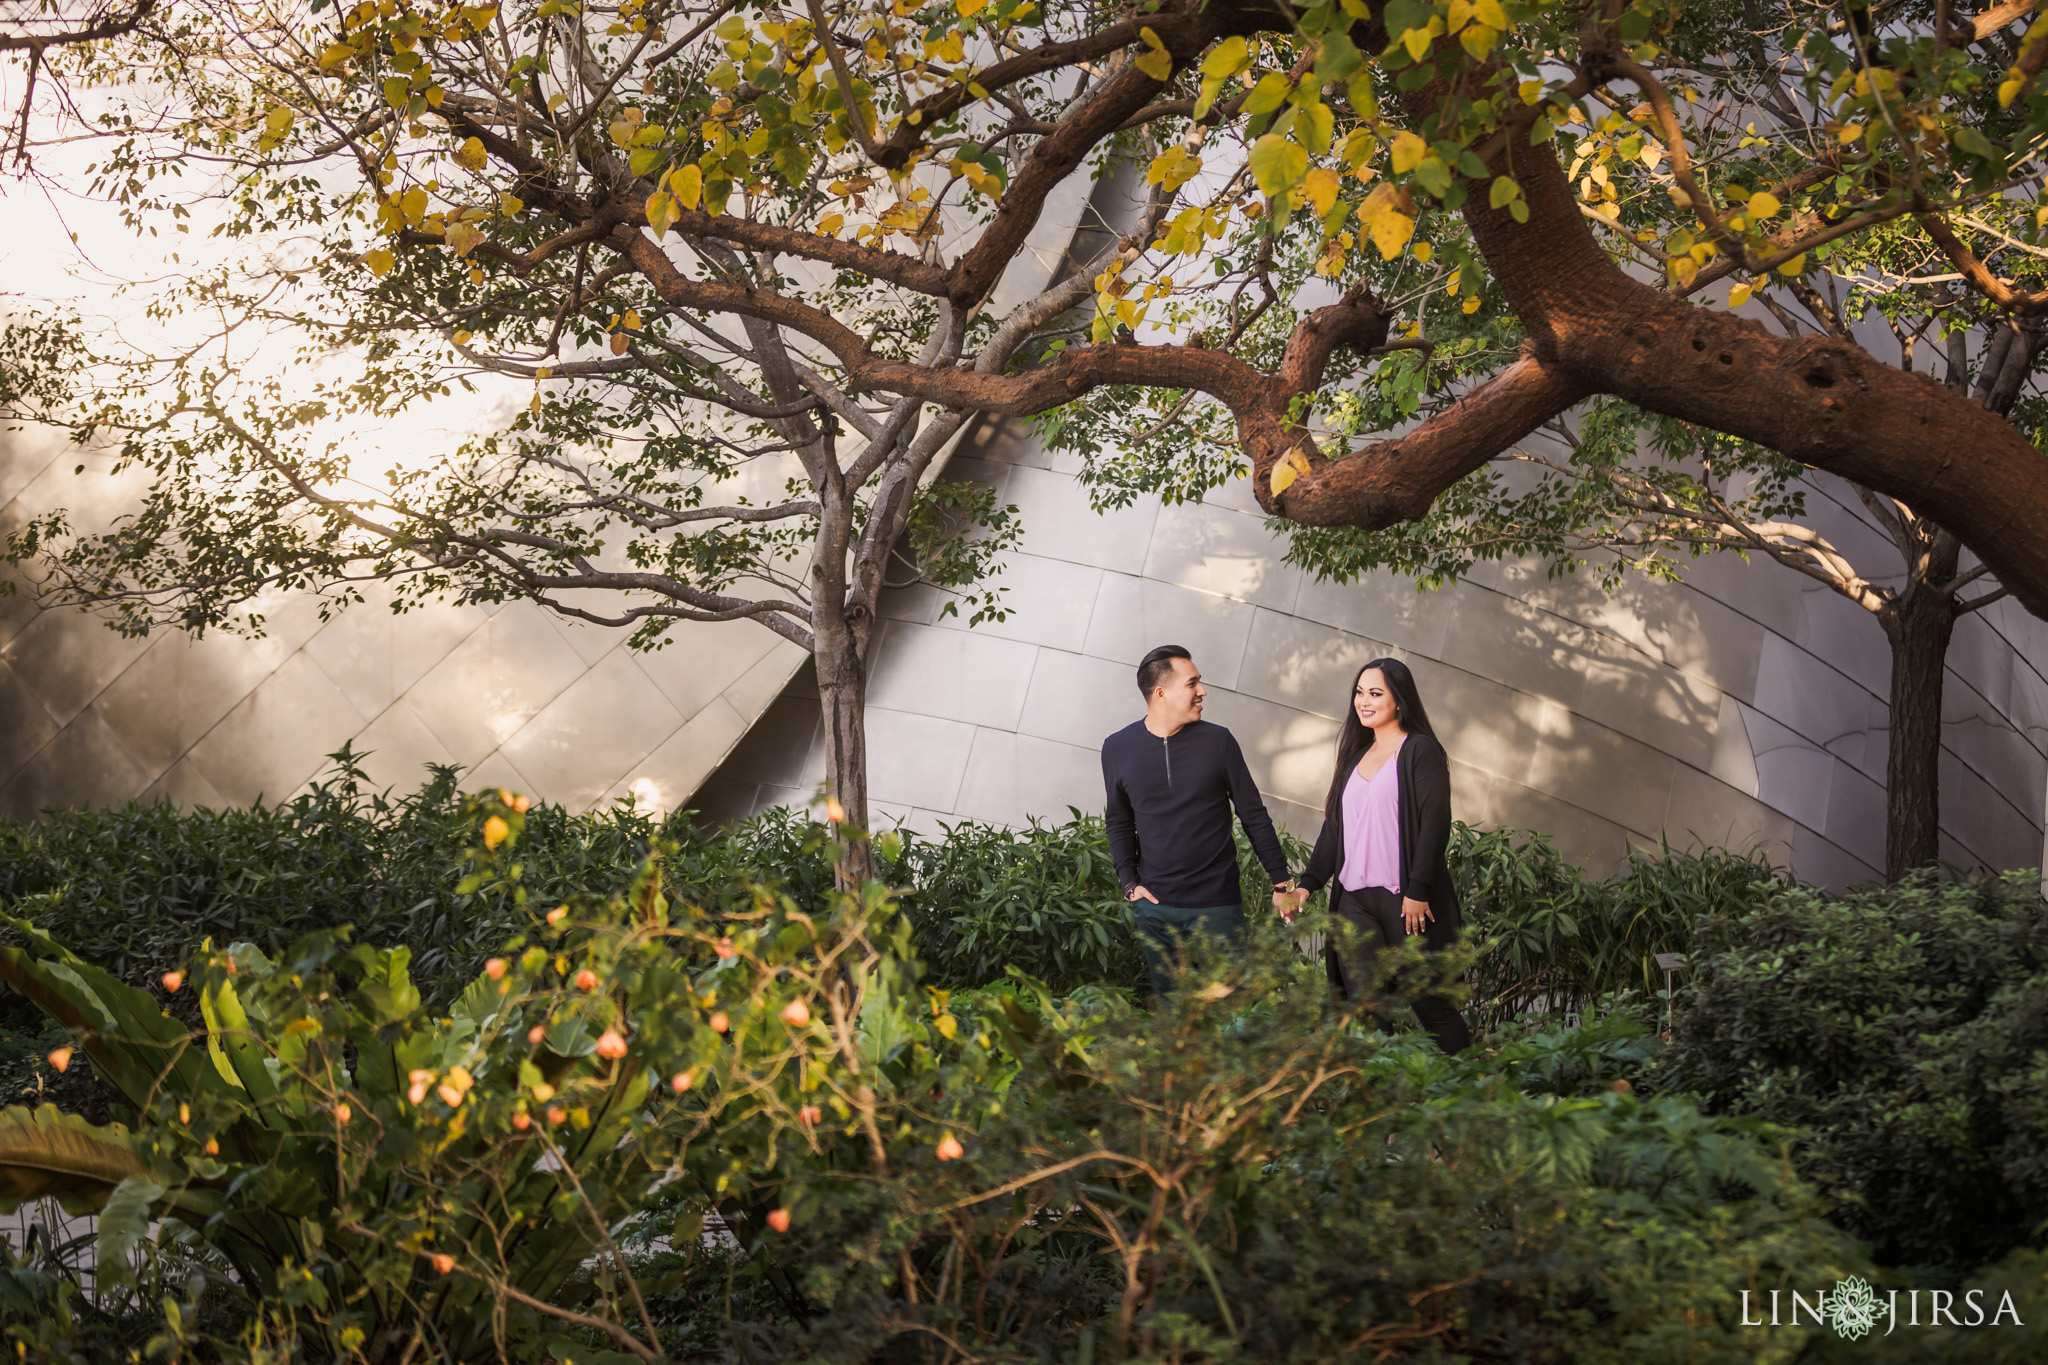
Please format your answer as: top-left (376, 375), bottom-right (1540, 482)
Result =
top-left (813, 616), bottom-right (872, 882)
top-left (1879, 577), bottom-right (1958, 882)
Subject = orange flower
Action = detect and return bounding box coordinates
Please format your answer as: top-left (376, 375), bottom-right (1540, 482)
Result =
top-left (430, 1253), bottom-right (455, 1274)
top-left (825, 797), bottom-right (846, 824)
top-left (714, 937), bottom-right (735, 959)
top-left (799, 1105), bottom-right (822, 1125)
top-left (205, 1138), bottom-right (220, 1155)
top-left (46, 1047), bottom-right (72, 1074)
top-left (512, 1111), bottom-right (532, 1130)
top-left (781, 999), bottom-right (811, 1027)
top-left (574, 969), bottom-right (599, 991)
top-left (547, 1105), bottom-right (567, 1125)
top-left (709, 1012), bottom-right (729, 1033)
top-left (546, 906), bottom-right (568, 925)
top-left (407, 1069), bottom-right (434, 1105)
top-left (595, 1029), bottom-right (627, 1060)
top-left (936, 1134), bottom-right (964, 1161)
top-left (670, 1071), bottom-right (693, 1094)
top-left (528, 1024), bottom-right (547, 1045)
top-left (767, 1208), bottom-right (791, 1232)
top-left (335, 1103), bottom-right (352, 1124)
top-left (485, 958), bottom-right (507, 980)
top-left (161, 970), bottom-right (184, 993)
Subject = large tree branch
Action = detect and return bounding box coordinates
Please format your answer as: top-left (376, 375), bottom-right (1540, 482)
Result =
top-left (1260, 352), bottom-right (1593, 527)
top-left (1389, 49), bottom-right (2048, 622)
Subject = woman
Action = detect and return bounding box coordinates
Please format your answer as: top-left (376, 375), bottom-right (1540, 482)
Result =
top-left (1288, 658), bottom-right (1472, 1054)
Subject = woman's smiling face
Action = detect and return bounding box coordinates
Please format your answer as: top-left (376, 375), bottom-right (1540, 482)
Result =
top-left (1354, 668), bottom-right (1396, 729)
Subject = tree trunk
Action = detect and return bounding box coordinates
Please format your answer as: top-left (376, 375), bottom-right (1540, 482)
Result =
top-left (1879, 579), bottom-right (1957, 882)
top-left (813, 615), bottom-right (872, 883)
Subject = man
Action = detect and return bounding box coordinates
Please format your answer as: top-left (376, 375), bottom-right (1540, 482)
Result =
top-left (1102, 644), bottom-right (1297, 997)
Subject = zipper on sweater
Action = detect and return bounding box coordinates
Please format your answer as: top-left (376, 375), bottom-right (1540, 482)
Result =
top-left (1162, 736), bottom-right (1171, 788)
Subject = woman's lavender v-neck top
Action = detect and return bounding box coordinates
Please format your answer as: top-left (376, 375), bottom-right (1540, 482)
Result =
top-left (1338, 759), bottom-right (1401, 895)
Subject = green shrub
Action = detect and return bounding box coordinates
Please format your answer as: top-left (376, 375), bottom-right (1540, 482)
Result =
top-left (1454, 825), bottom-right (1786, 1031)
top-left (1650, 869), bottom-right (2048, 1275)
top-left (0, 805), bottom-right (1877, 1363)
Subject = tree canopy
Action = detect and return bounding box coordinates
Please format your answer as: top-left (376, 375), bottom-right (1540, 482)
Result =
top-left (7, 0), bottom-right (2048, 828)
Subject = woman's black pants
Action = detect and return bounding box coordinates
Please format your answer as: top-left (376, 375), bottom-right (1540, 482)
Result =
top-left (1330, 886), bottom-right (1472, 1055)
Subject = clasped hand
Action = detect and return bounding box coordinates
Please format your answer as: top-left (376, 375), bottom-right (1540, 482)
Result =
top-left (1271, 881), bottom-right (1310, 921)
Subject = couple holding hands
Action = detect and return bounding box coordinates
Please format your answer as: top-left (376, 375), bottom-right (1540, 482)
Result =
top-left (1101, 644), bottom-right (1472, 1054)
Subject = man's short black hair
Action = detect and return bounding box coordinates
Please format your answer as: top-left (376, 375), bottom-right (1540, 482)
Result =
top-left (1137, 645), bottom-right (1192, 699)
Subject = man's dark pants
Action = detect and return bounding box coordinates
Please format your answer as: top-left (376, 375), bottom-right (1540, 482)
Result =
top-left (1132, 900), bottom-right (1245, 998)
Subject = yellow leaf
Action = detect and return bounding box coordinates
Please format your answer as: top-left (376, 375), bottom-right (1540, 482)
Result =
top-left (1358, 183), bottom-right (1416, 259)
top-left (1269, 449), bottom-right (1308, 497)
top-left (1201, 35), bottom-right (1249, 77)
top-left (1390, 131), bottom-right (1428, 174)
top-left (1776, 253), bottom-right (1806, 276)
top-left (1446, 0), bottom-right (1474, 32)
top-left (1412, 240), bottom-right (1433, 263)
top-left (818, 211), bottom-right (845, 235)
top-left (1135, 27), bottom-right (1173, 82)
top-left (1303, 167), bottom-right (1341, 218)
top-left (1747, 192), bottom-right (1781, 219)
top-left (363, 248), bottom-right (395, 277)
top-left (1728, 281), bottom-right (1753, 307)
top-left (610, 332), bottom-right (630, 355)
top-left (483, 815), bottom-right (510, 848)
top-left (1839, 121), bottom-right (1866, 143)
top-left (670, 163), bottom-right (702, 210)
top-left (499, 192), bottom-right (525, 215)
top-left (1999, 78), bottom-right (2024, 109)
top-left (445, 222), bottom-right (486, 256)
top-left (258, 105), bottom-right (294, 152)
top-left (1401, 21), bottom-right (1436, 60)
top-left (455, 136), bottom-right (487, 171)
top-left (1462, 293), bottom-right (1482, 313)
top-left (1472, 0), bottom-right (1509, 28)
top-left (956, 0), bottom-right (988, 15)
top-left (623, 309), bottom-right (641, 330)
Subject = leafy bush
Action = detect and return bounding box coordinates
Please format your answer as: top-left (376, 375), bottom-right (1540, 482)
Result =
top-left (1651, 869), bottom-right (2048, 1275)
top-left (0, 803), bottom-right (1882, 1362)
top-left (1454, 825), bottom-right (1786, 1031)
top-left (0, 756), bottom-right (1275, 1020)
top-left (891, 812), bottom-right (1145, 995)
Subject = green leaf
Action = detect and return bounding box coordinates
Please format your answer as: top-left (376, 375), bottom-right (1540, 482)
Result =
top-left (1248, 134), bottom-right (1308, 197)
top-left (349, 945), bottom-right (423, 1026)
top-left (1413, 155), bottom-right (1453, 197)
top-left (1950, 125), bottom-right (1999, 163)
top-left (95, 1174), bottom-right (167, 1287)
top-left (1242, 72), bottom-right (1294, 116)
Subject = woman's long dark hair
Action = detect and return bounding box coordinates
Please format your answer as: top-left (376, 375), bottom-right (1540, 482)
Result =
top-left (1323, 657), bottom-right (1436, 821)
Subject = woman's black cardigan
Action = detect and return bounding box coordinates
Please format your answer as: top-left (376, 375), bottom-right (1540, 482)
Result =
top-left (1297, 731), bottom-right (1462, 948)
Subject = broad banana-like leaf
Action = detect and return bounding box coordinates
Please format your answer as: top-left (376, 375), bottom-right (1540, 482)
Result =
top-left (0, 915), bottom-right (213, 1109)
top-left (0, 1104), bottom-right (149, 1214)
top-left (199, 973), bottom-right (286, 1120)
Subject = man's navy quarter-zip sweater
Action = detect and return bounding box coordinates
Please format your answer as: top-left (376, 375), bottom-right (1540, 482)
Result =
top-left (1101, 718), bottom-right (1291, 909)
